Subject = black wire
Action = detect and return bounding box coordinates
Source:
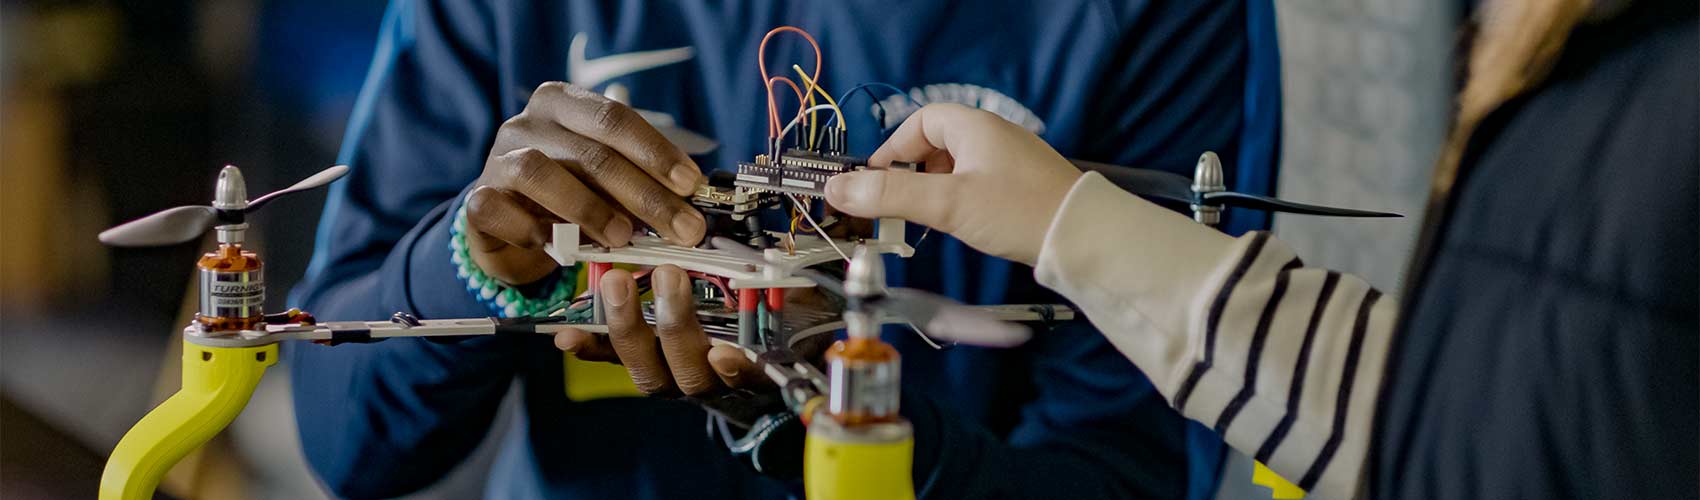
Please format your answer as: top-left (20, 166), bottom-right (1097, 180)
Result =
top-left (857, 86), bottom-right (892, 140)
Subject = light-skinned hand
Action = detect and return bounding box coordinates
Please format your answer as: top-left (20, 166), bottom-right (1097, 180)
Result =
top-left (823, 103), bottom-right (1081, 266)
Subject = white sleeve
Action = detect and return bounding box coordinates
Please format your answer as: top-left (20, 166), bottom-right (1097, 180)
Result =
top-left (1033, 172), bottom-right (1401, 499)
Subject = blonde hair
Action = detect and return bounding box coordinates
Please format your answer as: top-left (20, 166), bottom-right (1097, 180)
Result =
top-left (1431, 0), bottom-right (1598, 196)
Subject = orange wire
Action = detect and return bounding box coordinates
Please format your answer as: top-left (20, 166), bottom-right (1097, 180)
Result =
top-left (766, 76), bottom-right (806, 142)
top-left (758, 26), bottom-right (822, 137)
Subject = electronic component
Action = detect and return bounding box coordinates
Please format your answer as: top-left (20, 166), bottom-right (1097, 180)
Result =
top-left (735, 150), bottom-right (861, 198)
top-left (691, 174), bottom-right (781, 219)
top-left (735, 150), bottom-right (921, 199)
top-left (690, 171), bottom-right (782, 247)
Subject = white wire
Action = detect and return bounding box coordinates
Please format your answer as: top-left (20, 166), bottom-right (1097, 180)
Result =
top-left (786, 193), bottom-right (849, 262)
top-left (778, 104), bottom-right (842, 143)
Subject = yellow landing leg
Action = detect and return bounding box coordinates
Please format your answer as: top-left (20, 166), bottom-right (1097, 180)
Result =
top-left (1253, 461), bottom-right (1305, 499)
top-left (99, 340), bottom-right (278, 500)
top-left (803, 419), bottom-right (915, 500)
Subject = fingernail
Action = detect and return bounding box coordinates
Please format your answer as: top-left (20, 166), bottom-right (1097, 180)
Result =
top-left (824, 176), bottom-right (846, 201)
top-left (605, 216), bottom-right (633, 246)
top-left (602, 276), bottom-right (629, 306)
top-left (670, 162), bottom-right (703, 192)
top-left (827, 173), bottom-right (877, 209)
top-left (715, 364), bottom-right (740, 378)
top-left (671, 211), bottom-right (705, 243)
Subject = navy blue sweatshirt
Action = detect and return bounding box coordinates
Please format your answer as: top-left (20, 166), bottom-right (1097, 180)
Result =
top-left (287, 1), bottom-right (1281, 498)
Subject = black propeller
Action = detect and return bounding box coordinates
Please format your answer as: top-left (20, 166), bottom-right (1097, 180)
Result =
top-left (99, 165), bottom-right (349, 247)
top-left (1201, 191), bottom-right (1400, 218)
top-left (1070, 156), bottom-right (1402, 219)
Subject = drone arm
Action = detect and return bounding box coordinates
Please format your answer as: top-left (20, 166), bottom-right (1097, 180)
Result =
top-left (99, 341), bottom-right (278, 500)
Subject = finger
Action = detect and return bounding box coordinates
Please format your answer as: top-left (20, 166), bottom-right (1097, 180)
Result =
top-left (464, 187), bottom-right (558, 284)
top-left (489, 148), bottom-right (634, 247)
top-left (530, 82), bottom-right (703, 195)
top-left (707, 344), bottom-right (767, 389)
top-left (498, 126), bottom-right (706, 246)
top-left (467, 243), bottom-right (559, 286)
top-left (868, 103), bottom-right (994, 168)
top-left (601, 270), bottom-right (676, 396)
top-left (554, 328), bottom-right (620, 363)
top-left (550, 137), bottom-right (705, 246)
top-left (465, 186), bottom-right (551, 250)
top-left (651, 265), bottom-right (722, 396)
top-left (823, 170), bottom-right (963, 231)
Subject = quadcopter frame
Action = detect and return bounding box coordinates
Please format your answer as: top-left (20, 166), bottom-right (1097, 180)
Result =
top-left (94, 19), bottom-right (1398, 496)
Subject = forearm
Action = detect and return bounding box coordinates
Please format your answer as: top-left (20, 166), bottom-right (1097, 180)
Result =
top-left (1034, 172), bottom-right (1400, 498)
top-left (290, 197), bottom-right (520, 498)
top-left (282, 1), bottom-right (519, 495)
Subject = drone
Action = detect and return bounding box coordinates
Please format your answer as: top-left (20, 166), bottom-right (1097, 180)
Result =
top-left (91, 26), bottom-right (1398, 500)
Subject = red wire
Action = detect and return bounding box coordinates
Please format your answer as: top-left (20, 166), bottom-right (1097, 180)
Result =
top-left (576, 266), bottom-right (655, 300)
top-left (759, 26), bottom-right (822, 138)
top-left (687, 271), bottom-right (737, 309)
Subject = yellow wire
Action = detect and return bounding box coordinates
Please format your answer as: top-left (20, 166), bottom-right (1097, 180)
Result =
top-left (807, 84), bottom-right (818, 148)
top-left (788, 205), bottom-right (801, 254)
top-left (792, 65), bottom-right (820, 148)
top-left (792, 64), bottom-right (845, 130)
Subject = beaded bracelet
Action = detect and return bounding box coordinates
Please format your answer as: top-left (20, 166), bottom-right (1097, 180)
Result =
top-left (449, 202), bottom-right (578, 317)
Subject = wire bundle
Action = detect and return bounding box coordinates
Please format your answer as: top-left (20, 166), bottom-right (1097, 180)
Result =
top-left (756, 26), bottom-right (928, 255)
top-left (759, 26), bottom-right (819, 154)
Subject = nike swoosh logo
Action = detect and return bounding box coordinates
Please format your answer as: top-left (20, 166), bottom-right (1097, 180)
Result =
top-left (568, 32), bottom-right (694, 89)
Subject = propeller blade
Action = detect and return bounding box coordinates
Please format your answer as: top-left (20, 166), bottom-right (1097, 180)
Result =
top-left (880, 288), bottom-right (1032, 347)
top-left (246, 165), bottom-right (350, 211)
top-left (708, 236), bottom-right (847, 296)
top-left (713, 237), bottom-right (1024, 344)
top-left (1070, 159), bottom-right (1195, 205)
top-left (98, 205), bottom-right (219, 247)
top-left (793, 269), bottom-right (846, 298)
top-left (1202, 191), bottom-right (1403, 218)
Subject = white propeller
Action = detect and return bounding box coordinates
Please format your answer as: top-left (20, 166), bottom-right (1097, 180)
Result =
top-left (98, 164), bottom-right (349, 247)
top-left (709, 237), bottom-right (1031, 346)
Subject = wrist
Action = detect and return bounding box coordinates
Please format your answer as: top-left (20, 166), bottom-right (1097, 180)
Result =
top-left (1032, 171), bottom-right (1095, 268)
top-left (1012, 169), bottom-right (1083, 265)
top-left (448, 202), bottom-right (579, 317)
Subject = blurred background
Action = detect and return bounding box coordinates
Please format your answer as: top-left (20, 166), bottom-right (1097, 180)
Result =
top-left (0, 0), bottom-right (1456, 498)
top-left (1, 1), bottom-right (404, 498)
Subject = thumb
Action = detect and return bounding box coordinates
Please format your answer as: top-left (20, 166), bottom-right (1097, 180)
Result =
top-left (824, 170), bottom-right (960, 231)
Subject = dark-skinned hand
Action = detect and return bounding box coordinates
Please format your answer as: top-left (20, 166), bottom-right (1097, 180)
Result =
top-left (555, 265), bottom-right (840, 427)
top-left (466, 82), bottom-right (708, 285)
top-left (554, 265), bottom-right (766, 395)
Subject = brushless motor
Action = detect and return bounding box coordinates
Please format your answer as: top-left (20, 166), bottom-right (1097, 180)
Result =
top-left (823, 247), bottom-right (902, 426)
top-left (823, 321), bottom-right (902, 426)
top-left (194, 166), bottom-right (265, 332)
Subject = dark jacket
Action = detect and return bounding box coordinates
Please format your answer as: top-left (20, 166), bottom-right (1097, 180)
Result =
top-left (1375, 2), bottom-right (1698, 498)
